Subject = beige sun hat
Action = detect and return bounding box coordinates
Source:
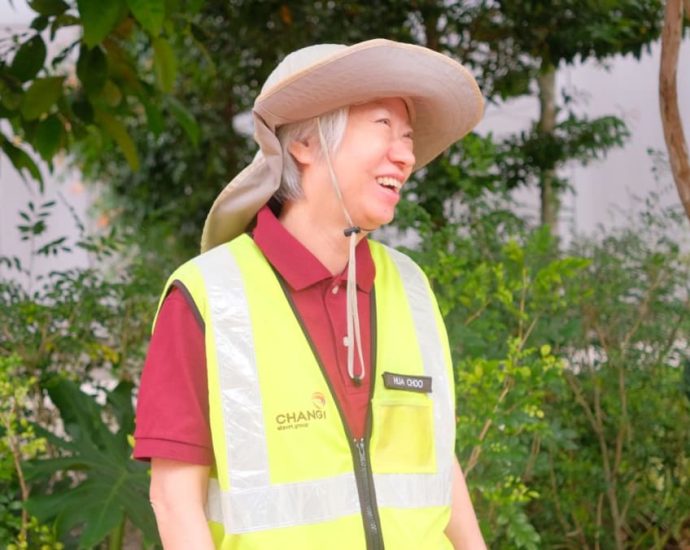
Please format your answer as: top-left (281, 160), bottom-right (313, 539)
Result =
top-left (200, 38), bottom-right (484, 252)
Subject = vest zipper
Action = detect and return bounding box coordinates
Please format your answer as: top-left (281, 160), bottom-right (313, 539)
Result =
top-left (273, 273), bottom-right (385, 549)
top-left (354, 437), bottom-right (384, 550)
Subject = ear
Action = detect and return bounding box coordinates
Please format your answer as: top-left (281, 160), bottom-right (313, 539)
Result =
top-left (288, 136), bottom-right (318, 166)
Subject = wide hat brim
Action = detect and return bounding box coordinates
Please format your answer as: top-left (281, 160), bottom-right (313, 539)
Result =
top-left (201, 39), bottom-right (484, 252)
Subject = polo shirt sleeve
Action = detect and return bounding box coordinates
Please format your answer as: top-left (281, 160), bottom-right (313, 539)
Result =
top-left (133, 286), bottom-right (213, 465)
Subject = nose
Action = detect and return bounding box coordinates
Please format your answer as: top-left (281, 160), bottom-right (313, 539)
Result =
top-left (389, 138), bottom-right (416, 172)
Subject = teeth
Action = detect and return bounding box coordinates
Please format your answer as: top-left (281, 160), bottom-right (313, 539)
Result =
top-left (376, 177), bottom-right (402, 191)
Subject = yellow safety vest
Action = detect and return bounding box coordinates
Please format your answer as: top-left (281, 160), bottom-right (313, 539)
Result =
top-left (159, 234), bottom-right (456, 549)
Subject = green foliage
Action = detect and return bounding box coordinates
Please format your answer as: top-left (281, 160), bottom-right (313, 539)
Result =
top-left (126, 0), bottom-right (165, 37)
top-left (532, 203), bottom-right (690, 549)
top-left (9, 35), bottom-right (46, 82)
top-left (0, 0), bottom-right (200, 179)
top-left (25, 378), bottom-right (159, 548)
top-left (498, 114), bottom-right (631, 193)
top-left (76, 0), bottom-right (128, 47)
top-left (0, 355), bottom-right (59, 549)
top-left (1, 201), bottom-right (164, 384)
top-left (0, 200), bottom-right (169, 548)
top-left (397, 201), bottom-right (586, 548)
top-left (449, 0), bottom-right (666, 100)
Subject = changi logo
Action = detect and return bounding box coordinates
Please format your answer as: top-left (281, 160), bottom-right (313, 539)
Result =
top-left (312, 391), bottom-right (326, 409)
top-left (275, 391), bottom-right (327, 431)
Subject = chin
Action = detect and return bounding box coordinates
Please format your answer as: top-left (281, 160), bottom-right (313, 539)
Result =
top-left (363, 213), bottom-right (395, 231)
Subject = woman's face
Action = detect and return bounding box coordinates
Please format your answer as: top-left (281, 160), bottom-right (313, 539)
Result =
top-left (330, 97), bottom-right (416, 230)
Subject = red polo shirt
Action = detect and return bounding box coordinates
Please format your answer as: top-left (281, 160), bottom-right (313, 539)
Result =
top-left (134, 206), bottom-right (374, 465)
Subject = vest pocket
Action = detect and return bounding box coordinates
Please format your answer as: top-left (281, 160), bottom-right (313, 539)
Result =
top-left (370, 398), bottom-right (436, 473)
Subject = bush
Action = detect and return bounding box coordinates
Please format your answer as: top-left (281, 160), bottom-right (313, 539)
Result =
top-left (0, 202), bottom-right (167, 548)
top-left (401, 196), bottom-right (690, 549)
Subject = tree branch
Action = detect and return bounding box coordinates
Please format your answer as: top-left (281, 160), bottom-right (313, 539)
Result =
top-left (660, 0), bottom-right (690, 222)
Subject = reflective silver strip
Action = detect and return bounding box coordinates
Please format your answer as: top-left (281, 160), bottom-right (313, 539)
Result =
top-left (380, 245), bottom-right (455, 506)
top-left (195, 246), bottom-right (270, 490)
top-left (205, 475), bottom-right (361, 532)
top-left (374, 469), bottom-right (453, 509)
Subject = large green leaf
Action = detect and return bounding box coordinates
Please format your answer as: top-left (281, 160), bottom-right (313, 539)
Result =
top-left (126, 0), bottom-right (165, 36)
top-left (106, 380), bottom-right (136, 429)
top-left (34, 115), bottom-right (64, 161)
top-left (168, 96), bottom-right (199, 146)
top-left (20, 76), bottom-right (65, 120)
top-left (28, 0), bottom-right (69, 16)
top-left (0, 132), bottom-right (44, 189)
top-left (76, 0), bottom-right (126, 47)
top-left (0, 77), bottom-right (23, 110)
top-left (9, 35), bottom-right (47, 82)
top-left (95, 110), bottom-right (140, 171)
top-left (24, 379), bottom-right (159, 547)
top-left (152, 36), bottom-right (177, 92)
top-left (76, 45), bottom-right (108, 95)
top-left (141, 96), bottom-right (164, 135)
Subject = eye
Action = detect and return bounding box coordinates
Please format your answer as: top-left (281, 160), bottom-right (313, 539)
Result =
top-left (403, 131), bottom-right (414, 141)
top-left (376, 118), bottom-right (392, 126)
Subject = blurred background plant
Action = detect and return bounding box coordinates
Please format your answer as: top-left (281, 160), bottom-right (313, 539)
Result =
top-left (2, 0), bottom-right (690, 548)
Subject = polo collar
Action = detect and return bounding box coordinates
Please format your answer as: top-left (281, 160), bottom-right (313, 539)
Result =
top-left (253, 205), bottom-right (375, 293)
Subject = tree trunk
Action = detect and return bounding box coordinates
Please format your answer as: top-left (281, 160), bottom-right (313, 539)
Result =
top-left (660, 0), bottom-right (690, 222)
top-left (538, 65), bottom-right (558, 233)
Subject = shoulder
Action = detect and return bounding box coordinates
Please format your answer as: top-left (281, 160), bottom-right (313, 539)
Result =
top-left (368, 239), bottom-right (427, 282)
top-left (171, 235), bottom-right (258, 281)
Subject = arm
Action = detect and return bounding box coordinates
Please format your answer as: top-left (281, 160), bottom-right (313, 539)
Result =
top-left (150, 458), bottom-right (215, 550)
top-left (445, 456), bottom-right (487, 550)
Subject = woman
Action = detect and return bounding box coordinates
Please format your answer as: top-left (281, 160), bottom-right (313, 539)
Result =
top-left (135, 39), bottom-right (486, 549)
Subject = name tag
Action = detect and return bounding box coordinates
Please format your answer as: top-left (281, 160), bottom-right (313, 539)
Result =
top-left (382, 372), bottom-right (432, 394)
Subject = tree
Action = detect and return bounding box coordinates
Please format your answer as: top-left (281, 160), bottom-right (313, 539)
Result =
top-left (443, 0), bottom-right (665, 234)
top-left (0, 0), bottom-right (202, 189)
top-left (659, 0), bottom-right (690, 222)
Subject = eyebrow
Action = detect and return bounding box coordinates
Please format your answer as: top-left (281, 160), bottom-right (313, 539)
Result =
top-left (369, 103), bottom-right (414, 130)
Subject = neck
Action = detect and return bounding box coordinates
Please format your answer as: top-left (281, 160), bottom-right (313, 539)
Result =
top-left (278, 199), bottom-right (366, 275)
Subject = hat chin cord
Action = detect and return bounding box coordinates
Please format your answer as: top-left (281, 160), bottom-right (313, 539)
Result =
top-left (317, 117), bottom-right (367, 385)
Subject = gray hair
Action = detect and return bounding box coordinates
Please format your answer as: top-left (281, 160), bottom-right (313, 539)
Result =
top-left (275, 106), bottom-right (349, 203)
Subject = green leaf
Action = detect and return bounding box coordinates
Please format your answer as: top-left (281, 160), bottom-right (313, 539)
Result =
top-left (95, 110), bottom-right (140, 171)
top-left (24, 379), bottom-right (159, 548)
top-left (30, 15), bottom-right (50, 31)
top-left (79, 502), bottom-right (125, 549)
top-left (152, 36), bottom-right (177, 92)
top-left (9, 35), bottom-right (47, 82)
top-left (50, 13), bottom-right (81, 37)
top-left (126, 0), bottom-right (165, 36)
top-left (184, 0), bottom-right (204, 14)
top-left (0, 133), bottom-right (44, 189)
top-left (0, 77), bottom-right (23, 110)
top-left (28, 0), bottom-right (69, 16)
top-left (24, 456), bottom-right (90, 480)
top-left (168, 96), bottom-right (199, 146)
top-left (100, 80), bottom-right (123, 107)
top-left (34, 115), bottom-right (64, 161)
top-left (72, 96), bottom-right (94, 123)
top-left (106, 381), bottom-right (135, 429)
top-left (141, 97), bottom-right (164, 135)
top-left (20, 76), bottom-right (65, 120)
top-left (76, 45), bottom-right (108, 94)
top-left (76, 0), bottom-right (126, 47)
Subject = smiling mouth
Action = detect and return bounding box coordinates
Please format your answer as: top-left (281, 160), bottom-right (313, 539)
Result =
top-left (376, 176), bottom-right (402, 193)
